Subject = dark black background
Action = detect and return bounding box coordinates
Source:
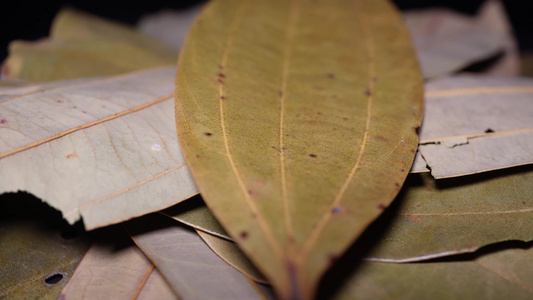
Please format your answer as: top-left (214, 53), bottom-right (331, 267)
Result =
top-left (0, 0), bottom-right (532, 62)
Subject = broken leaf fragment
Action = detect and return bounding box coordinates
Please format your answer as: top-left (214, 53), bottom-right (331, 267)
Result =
top-left (0, 193), bottom-right (92, 299)
top-left (2, 8), bottom-right (177, 83)
top-left (175, 0), bottom-right (423, 298)
top-left (415, 76), bottom-right (533, 178)
top-left (0, 67), bottom-right (198, 229)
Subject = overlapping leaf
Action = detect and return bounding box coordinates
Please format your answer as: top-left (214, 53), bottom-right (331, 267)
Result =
top-left (175, 0), bottom-right (423, 298)
top-left (330, 246), bottom-right (533, 300)
top-left (166, 212), bottom-right (533, 299)
top-left (197, 229), bottom-right (267, 283)
top-left (404, 4), bottom-right (507, 79)
top-left (0, 67), bottom-right (198, 229)
top-left (1, 8), bottom-right (176, 83)
top-left (125, 214), bottom-right (267, 300)
top-left (0, 194), bottom-right (92, 299)
top-left (413, 76), bottom-right (533, 178)
top-left (59, 226), bottom-right (178, 299)
top-left (167, 165), bottom-right (533, 263)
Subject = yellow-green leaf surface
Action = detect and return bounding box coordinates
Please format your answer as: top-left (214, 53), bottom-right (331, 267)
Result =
top-left (196, 229), bottom-right (267, 284)
top-left (412, 76), bottom-right (533, 178)
top-left (1, 8), bottom-right (176, 83)
top-left (125, 214), bottom-right (268, 300)
top-left (0, 67), bottom-right (198, 229)
top-left (175, 0), bottom-right (423, 298)
top-left (59, 226), bottom-right (178, 300)
top-left (330, 246), bottom-right (533, 300)
top-left (0, 194), bottom-right (92, 299)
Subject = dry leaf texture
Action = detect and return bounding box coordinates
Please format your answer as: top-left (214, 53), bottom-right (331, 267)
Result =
top-left (415, 75), bottom-right (533, 178)
top-left (2, 8), bottom-right (176, 83)
top-left (59, 227), bottom-right (178, 299)
top-left (175, 0), bottom-right (423, 298)
top-left (0, 67), bottom-right (198, 229)
top-left (125, 214), bottom-right (265, 300)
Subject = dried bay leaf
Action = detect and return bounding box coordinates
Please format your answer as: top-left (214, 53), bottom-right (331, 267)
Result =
top-left (163, 195), bottom-right (231, 240)
top-left (477, 0), bottom-right (520, 77)
top-left (414, 76), bottom-right (533, 178)
top-left (59, 226), bottom-right (178, 299)
top-left (175, 0), bottom-right (422, 298)
top-left (330, 246), bottom-right (533, 300)
top-left (0, 67), bottom-right (198, 229)
top-left (125, 214), bottom-right (267, 300)
top-left (168, 165), bottom-right (533, 263)
top-left (364, 168), bottom-right (533, 262)
top-left (165, 208), bottom-right (533, 299)
top-left (2, 8), bottom-right (176, 83)
top-left (0, 193), bottom-right (92, 299)
top-left (404, 5), bottom-right (507, 79)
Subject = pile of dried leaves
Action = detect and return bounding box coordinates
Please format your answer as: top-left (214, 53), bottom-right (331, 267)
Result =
top-left (1, 0), bottom-right (531, 299)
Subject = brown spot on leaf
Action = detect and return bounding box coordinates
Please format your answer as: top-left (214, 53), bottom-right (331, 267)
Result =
top-left (411, 149), bottom-right (416, 154)
top-left (204, 132), bottom-right (212, 136)
top-left (279, 90), bottom-right (283, 97)
top-left (218, 72), bottom-right (225, 78)
top-left (364, 89), bottom-right (372, 97)
top-left (309, 154), bottom-right (317, 158)
top-left (220, 96), bottom-right (225, 100)
top-left (377, 203), bottom-right (387, 211)
top-left (239, 231), bottom-right (248, 239)
top-left (414, 126), bottom-right (420, 136)
top-left (405, 214), bottom-right (424, 224)
top-left (56, 99), bottom-right (64, 103)
top-left (331, 206), bottom-right (342, 214)
top-left (248, 190), bottom-right (253, 195)
top-left (326, 73), bottom-right (335, 79)
top-left (343, 117), bottom-right (348, 121)
top-left (317, 111), bottom-right (322, 115)
top-left (400, 169), bottom-right (405, 172)
top-left (66, 151), bottom-right (79, 159)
